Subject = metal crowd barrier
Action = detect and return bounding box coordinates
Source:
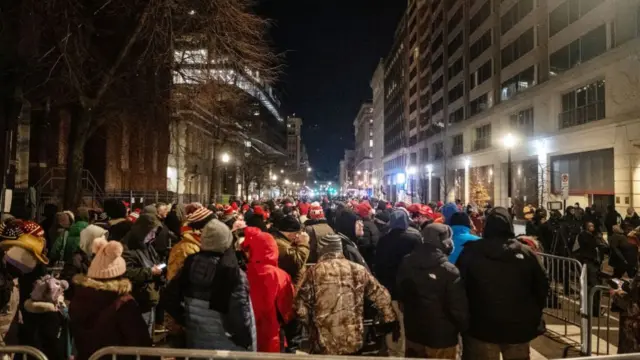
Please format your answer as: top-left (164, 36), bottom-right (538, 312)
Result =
top-left (586, 285), bottom-right (616, 356)
top-left (539, 253), bottom-right (588, 354)
top-left (0, 346), bottom-right (48, 360)
top-left (88, 346), bottom-right (433, 360)
top-left (562, 354), bottom-right (640, 359)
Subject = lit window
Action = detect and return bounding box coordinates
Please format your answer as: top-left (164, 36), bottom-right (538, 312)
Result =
top-left (369, 139), bottom-right (374, 147)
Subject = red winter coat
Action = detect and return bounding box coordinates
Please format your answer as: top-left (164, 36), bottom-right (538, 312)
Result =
top-left (242, 227), bottom-right (295, 352)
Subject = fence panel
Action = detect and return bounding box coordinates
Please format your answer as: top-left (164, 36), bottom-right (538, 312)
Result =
top-left (0, 346), bottom-right (48, 360)
top-left (88, 346), bottom-right (441, 360)
top-left (586, 285), bottom-right (617, 356)
top-left (539, 253), bottom-right (587, 354)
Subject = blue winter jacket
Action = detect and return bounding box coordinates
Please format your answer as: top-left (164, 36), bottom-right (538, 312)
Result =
top-left (449, 225), bottom-right (481, 265)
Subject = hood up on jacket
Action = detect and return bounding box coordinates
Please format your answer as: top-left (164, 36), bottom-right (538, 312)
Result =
top-left (420, 223), bottom-right (454, 256)
top-left (389, 209), bottom-right (411, 231)
top-left (123, 214), bottom-right (161, 250)
top-left (442, 203), bottom-right (460, 225)
top-left (242, 227), bottom-right (278, 267)
top-left (335, 210), bottom-right (358, 240)
top-left (484, 207), bottom-right (514, 240)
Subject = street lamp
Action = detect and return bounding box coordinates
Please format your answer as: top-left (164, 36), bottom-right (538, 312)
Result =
top-left (307, 167), bottom-right (312, 172)
top-left (357, 170), bottom-right (361, 175)
top-left (271, 174), bottom-right (278, 181)
top-left (221, 152), bottom-right (231, 163)
top-left (503, 133), bottom-right (518, 209)
top-left (284, 179), bottom-right (290, 185)
top-left (280, 169), bottom-right (284, 174)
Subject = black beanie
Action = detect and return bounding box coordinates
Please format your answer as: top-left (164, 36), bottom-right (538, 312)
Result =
top-left (450, 212), bottom-right (472, 228)
top-left (276, 215), bottom-right (301, 232)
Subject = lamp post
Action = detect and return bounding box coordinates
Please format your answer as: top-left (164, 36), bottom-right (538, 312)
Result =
top-left (407, 166), bottom-right (417, 203)
top-left (464, 157), bottom-right (471, 206)
top-left (426, 164), bottom-right (433, 203)
top-left (503, 133), bottom-right (517, 209)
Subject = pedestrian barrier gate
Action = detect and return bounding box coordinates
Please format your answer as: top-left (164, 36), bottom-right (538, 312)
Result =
top-left (0, 346), bottom-right (48, 360)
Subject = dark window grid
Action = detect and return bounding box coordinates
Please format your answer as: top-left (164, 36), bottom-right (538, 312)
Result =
top-left (469, 93), bottom-right (489, 117)
top-left (451, 135), bottom-right (464, 156)
top-left (470, 0), bottom-right (491, 34)
top-left (470, 59), bottom-right (493, 90)
top-left (448, 83), bottom-right (464, 103)
top-left (434, 142), bottom-right (445, 160)
top-left (448, 57), bottom-right (464, 79)
top-left (470, 30), bottom-right (492, 61)
top-left (448, 7), bottom-right (463, 33)
top-left (549, 24), bottom-right (607, 74)
top-left (448, 32), bottom-right (463, 56)
top-left (549, 0), bottom-right (604, 37)
top-left (449, 107), bottom-right (465, 125)
top-left (510, 107), bottom-right (535, 137)
top-left (500, 66), bottom-right (535, 101)
top-left (501, 0), bottom-right (534, 35)
top-left (558, 80), bottom-right (606, 129)
top-left (501, 28), bottom-right (534, 69)
top-left (473, 124), bottom-right (492, 151)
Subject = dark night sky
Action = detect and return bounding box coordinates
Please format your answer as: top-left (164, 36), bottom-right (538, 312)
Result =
top-left (257, 0), bottom-right (406, 179)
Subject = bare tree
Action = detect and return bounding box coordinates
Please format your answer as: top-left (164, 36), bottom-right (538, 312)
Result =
top-left (17, 0), bottom-right (278, 208)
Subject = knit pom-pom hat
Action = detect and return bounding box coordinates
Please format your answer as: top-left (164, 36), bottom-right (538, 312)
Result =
top-left (87, 238), bottom-right (126, 279)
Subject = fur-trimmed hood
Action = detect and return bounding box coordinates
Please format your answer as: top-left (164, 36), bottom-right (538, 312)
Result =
top-left (24, 296), bottom-right (65, 313)
top-left (73, 274), bottom-right (132, 295)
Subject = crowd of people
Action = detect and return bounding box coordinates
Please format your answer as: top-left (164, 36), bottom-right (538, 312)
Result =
top-left (0, 195), bottom-right (559, 360)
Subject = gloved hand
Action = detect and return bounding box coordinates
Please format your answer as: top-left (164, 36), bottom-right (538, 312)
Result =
top-left (377, 320), bottom-right (400, 342)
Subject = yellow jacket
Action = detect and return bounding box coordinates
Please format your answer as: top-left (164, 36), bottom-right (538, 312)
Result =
top-left (167, 228), bottom-right (201, 281)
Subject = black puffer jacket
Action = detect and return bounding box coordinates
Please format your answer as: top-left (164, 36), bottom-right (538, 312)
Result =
top-left (457, 207), bottom-right (549, 344)
top-left (358, 218), bottom-right (379, 270)
top-left (397, 243), bottom-right (468, 348)
top-left (375, 210), bottom-right (422, 299)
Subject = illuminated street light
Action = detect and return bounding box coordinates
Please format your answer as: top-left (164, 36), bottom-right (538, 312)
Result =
top-left (307, 167), bottom-right (312, 172)
top-left (407, 166), bottom-right (417, 175)
top-left (280, 169), bottom-right (284, 174)
top-left (271, 175), bottom-right (278, 181)
top-left (503, 133), bottom-right (517, 149)
top-left (221, 153), bottom-right (231, 163)
top-left (357, 170), bottom-right (361, 175)
top-left (284, 179), bottom-right (290, 185)
top-left (328, 181), bottom-right (332, 185)
top-left (502, 133), bottom-right (519, 207)
top-left (372, 178), bottom-right (378, 185)
top-left (464, 157), bottom-right (471, 168)
top-left (426, 164), bottom-right (433, 173)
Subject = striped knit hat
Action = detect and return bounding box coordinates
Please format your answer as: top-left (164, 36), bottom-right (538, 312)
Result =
top-left (318, 233), bottom-right (343, 256)
top-left (309, 202), bottom-right (325, 220)
top-left (187, 207), bottom-right (214, 224)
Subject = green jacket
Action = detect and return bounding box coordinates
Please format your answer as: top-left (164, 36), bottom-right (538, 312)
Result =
top-left (50, 221), bottom-right (89, 263)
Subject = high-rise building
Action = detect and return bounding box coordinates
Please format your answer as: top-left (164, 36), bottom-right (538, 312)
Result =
top-left (286, 116), bottom-right (303, 170)
top-left (384, 0), bottom-right (640, 214)
top-left (371, 60), bottom-right (386, 198)
top-left (339, 149), bottom-right (356, 193)
top-left (353, 102), bottom-right (374, 192)
top-left (383, 13), bottom-right (408, 203)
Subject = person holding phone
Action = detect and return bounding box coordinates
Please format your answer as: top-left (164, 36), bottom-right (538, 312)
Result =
top-left (122, 214), bottom-right (165, 336)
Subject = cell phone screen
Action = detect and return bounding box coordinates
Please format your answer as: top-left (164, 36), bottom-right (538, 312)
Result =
top-left (157, 263), bottom-right (167, 269)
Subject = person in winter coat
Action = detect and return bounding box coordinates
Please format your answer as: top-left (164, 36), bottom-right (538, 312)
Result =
top-left (611, 274), bottom-right (640, 353)
top-left (270, 215), bottom-right (310, 285)
top-left (605, 204), bottom-right (623, 236)
top-left (50, 211), bottom-right (88, 264)
top-left (122, 214), bottom-right (164, 334)
top-left (241, 227), bottom-right (294, 352)
top-left (442, 202), bottom-right (460, 225)
top-left (295, 233), bottom-right (397, 355)
top-left (577, 221), bottom-right (609, 315)
top-left (457, 207), bottom-right (549, 360)
top-left (609, 225), bottom-right (638, 279)
top-left (396, 223), bottom-right (468, 359)
top-left (374, 208), bottom-right (422, 357)
top-left (449, 212), bottom-right (481, 265)
top-left (334, 210), bottom-right (370, 271)
top-left (23, 275), bottom-right (69, 360)
top-left (355, 203), bottom-right (380, 270)
top-left (167, 206), bottom-right (215, 281)
top-left (407, 204), bottom-right (434, 231)
top-left (70, 239), bottom-right (152, 360)
top-left (624, 207), bottom-right (640, 230)
top-left (59, 225), bottom-right (108, 298)
top-left (161, 219), bottom-right (256, 351)
top-left (303, 202), bottom-right (335, 264)
top-left (102, 199), bottom-right (134, 241)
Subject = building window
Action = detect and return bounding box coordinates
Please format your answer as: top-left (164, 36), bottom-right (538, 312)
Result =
top-left (434, 142), bottom-right (444, 160)
top-left (432, 54), bottom-right (444, 73)
top-left (448, 82), bottom-right (464, 103)
top-left (470, 30), bottom-right (492, 61)
top-left (448, 32), bottom-right (463, 55)
top-left (420, 147), bottom-right (429, 162)
top-left (549, 24), bottom-right (607, 75)
top-left (451, 134), bottom-right (464, 156)
top-left (448, 57), bottom-right (464, 79)
top-left (448, 7), bottom-right (463, 33)
top-left (549, 0), bottom-right (604, 37)
top-left (551, 148), bottom-right (613, 194)
top-left (559, 80), bottom-right (605, 129)
top-left (410, 152), bottom-right (418, 165)
top-left (470, 0), bottom-right (491, 34)
top-left (500, 66), bottom-right (535, 101)
top-left (449, 106), bottom-right (465, 125)
top-left (510, 107), bottom-right (535, 137)
top-left (121, 122), bottom-right (129, 170)
top-left (501, 0), bottom-right (534, 35)
top-left (431, 32), bottom-right (443, 53)
top-left (432, 97), bottom-right (444, 114)
top-left (432, 10), bottom-right (443, 33)
top-left (470, 59), bottom-right (492, 90)
top-left (501, 27), bottom-right (534, 68)
top-left (474, 124), bottom-right (492, 151)
top-left (432, 75), bottom-right (444, 93)
top-left (469, 93), bottom-right (489, 117)
top-left (369, 139), bottom-right (373, 147)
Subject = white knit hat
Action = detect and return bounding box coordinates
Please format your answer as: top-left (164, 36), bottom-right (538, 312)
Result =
top-left (80, 225), bottom-right (108, 256)
top-left (87, 238), bottom-right (126, 279)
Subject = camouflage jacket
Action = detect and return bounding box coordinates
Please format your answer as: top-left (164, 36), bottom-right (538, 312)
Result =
top-left (294, 252), bottom-right (396, 355)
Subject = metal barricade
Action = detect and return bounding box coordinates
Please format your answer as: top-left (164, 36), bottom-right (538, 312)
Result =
top-left (586, 285), bottom-right (617, 356)
top-left (0, 346), bottom-right (48, 360)
top-left (558, 354), bottom-right (640, 359)
top-left (539, 253), bottom-right (588, 354)
top-left (88, 346), bottom-right (440, 360)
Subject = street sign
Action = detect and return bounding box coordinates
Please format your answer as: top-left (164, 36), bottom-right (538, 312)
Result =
top-left (561, 173), bottom-right (569, 200)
